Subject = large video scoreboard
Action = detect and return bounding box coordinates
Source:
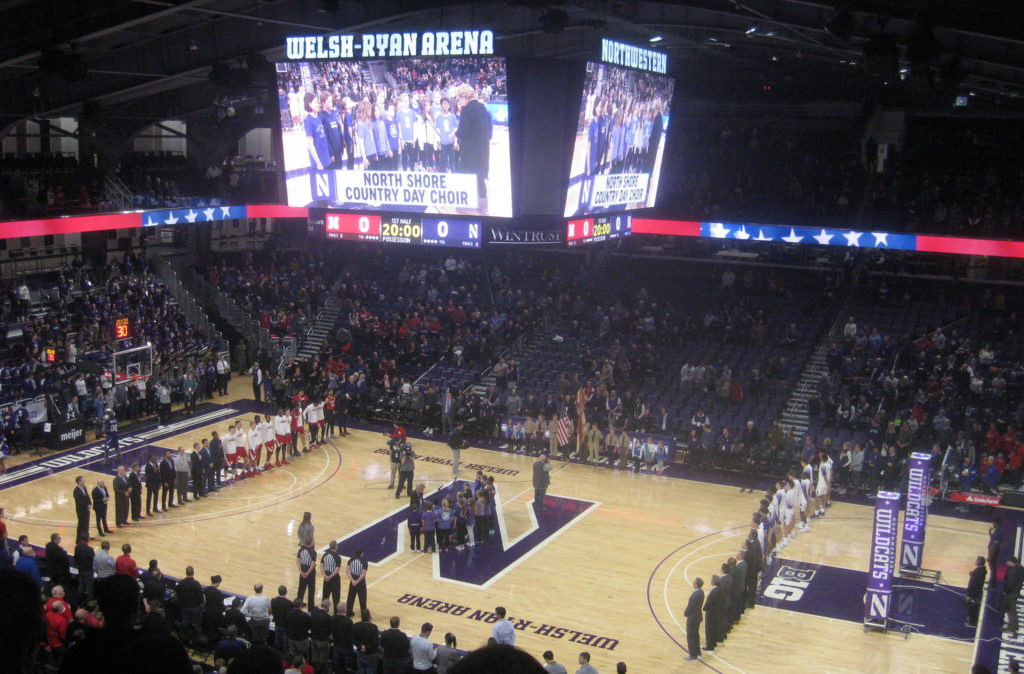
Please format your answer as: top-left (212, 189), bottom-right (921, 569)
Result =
top-left (566, 214), bottom-right (632, 247)
top-left (324, 212), bottom-right (481, 248)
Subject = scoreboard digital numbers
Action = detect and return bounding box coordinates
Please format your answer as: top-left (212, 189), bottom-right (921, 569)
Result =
top-left (114, 317), bottom-right (133, 340)
top-left (566, 214), bottom-right (632, 247)
top-left (324, 212), bottom-right (481, 248)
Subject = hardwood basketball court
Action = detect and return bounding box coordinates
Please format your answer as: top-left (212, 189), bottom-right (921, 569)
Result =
top-left (0, 379), bottom-right (986, 673)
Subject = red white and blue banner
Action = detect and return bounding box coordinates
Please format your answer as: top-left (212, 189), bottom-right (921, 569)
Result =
top-left (900, 452), bottom-right (933, 572)
top-left (865, 490), bottom-right (901, 625)
top-left (632, 217), bottom-right (1024, 260)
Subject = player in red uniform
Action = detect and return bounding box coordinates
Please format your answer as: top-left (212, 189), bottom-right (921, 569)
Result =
top-left (291, 404), bottom-right (306, 455)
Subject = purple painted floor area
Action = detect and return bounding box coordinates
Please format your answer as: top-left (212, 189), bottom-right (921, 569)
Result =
top-left (759, 557), bottom-right (975, 642)
top-left (437, 495), bottom-right (595, 586)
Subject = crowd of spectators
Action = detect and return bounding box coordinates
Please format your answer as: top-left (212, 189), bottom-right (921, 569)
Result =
top-left (209, 251), bottom-right (331, 342)
top-left (0, 252), bottom-right (218, 451)
top-left (0, 521), bottom-right (611, 673)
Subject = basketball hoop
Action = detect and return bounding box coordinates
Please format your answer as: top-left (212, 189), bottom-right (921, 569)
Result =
top-left (922, 485), bottom-right (939, 508)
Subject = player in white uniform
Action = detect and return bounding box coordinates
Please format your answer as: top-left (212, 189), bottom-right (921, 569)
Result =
top-left (770, 482), bottom-right (785, 547)
top-left (246, 419), bottom-right (263, 476)
top-left (798, 474), bottom-right (812, 533)
top-left (313, 399), bottom-right (326, 447)
top-left (303, 400), bottom-right (320, 447)
top-left (781, 478), bottom-right (800, 547)
top-left (260, 415), bottom-right (276, 470)
top-left (222, 423), bottom-right (239, 482)
top-left (816, 450), bottom-right (833, 516)
top-left (274, 410), bottom-right (292, 465)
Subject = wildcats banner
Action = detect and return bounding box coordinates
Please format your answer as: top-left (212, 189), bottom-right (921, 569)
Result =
top-left (900, 452), bottom-right (933, 571)
top-left (582, 173), bottom-right (650, 210)
top-left (312, 170), bottom-right (478, 210)
top-left (865, 491), bottom-right (901, 624)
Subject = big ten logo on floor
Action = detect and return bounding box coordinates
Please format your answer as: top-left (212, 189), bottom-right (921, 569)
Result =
top-left (763, 565), bottom-right (818, 602)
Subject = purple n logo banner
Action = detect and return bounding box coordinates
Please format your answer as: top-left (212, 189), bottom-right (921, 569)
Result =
top-left (865, 490), bottom-right (900, 625)
top-left (328, 480), bottom-right (598, 588)
top-left (900, 452), bottom-right (932, 572)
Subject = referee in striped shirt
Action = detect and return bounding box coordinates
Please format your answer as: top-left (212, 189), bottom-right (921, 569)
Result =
top-left (321, 540), bottom-right (342, 612)
top-left (296, 541), bottom-right (318, 609)
top-left (345, 548), bottom-right (368, 618)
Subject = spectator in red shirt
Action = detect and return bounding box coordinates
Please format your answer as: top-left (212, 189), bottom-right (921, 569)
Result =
top-left (45, 602), bottom-right (70, 657)
top-left (114, 543), bottom-right (139, 579)
top-left (985, 424), bottom-right (1001, 454)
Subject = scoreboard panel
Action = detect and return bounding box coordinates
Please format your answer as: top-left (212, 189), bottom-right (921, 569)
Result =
top-left (324, 212), bottom-right (480, 248)
top-left (566, 214), bottom-right (632, 247)
top-left (114, 317), bottom-right (133, 340)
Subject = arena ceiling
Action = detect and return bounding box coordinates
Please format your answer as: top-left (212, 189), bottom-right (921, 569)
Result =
top-left (1, 0), bottom-right (1023, 132)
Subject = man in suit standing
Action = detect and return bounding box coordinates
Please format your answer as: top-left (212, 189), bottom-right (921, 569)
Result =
top-left (442, 390), bottom-right (456, 437)
top-left (1004, 556), bottom-right (1024, 632)
top-left (144, 455), bottom-right (161, 516)
top-left (966, 555), bottom-right (987, 628)
top-left (92, 479), bottom-right (112, 536)
top-left (190, 444), bottom-right (205, 499)
top-left (46, 532), bottom-right (73, 596)
top-left (684, 577), bottom-right (704, 660)
top-left (159, 450), bottom-right (176, 511)
top-left (732, 554), bottom-right (748, 622)
top-left (199, 438), bottom-right (215, 493)
top-left (744, 530), bottom-right (762, 608)
top-left (703, 575), bottom-right (723, 653)
top-left (209, 431), bottom-right (225, 489)
top-left (113, 466), bottom-right (130, 527)
top-left (717, 563), bottom-right (734, 638)
top-left (127, 463), bottom-right (144, 521)
top-left (74, 536), bottom-right (96, 599)
top-left (73, 475), bottom-right (92, 541)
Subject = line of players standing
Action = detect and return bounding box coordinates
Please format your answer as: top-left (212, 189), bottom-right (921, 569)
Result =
top-left (683, 451), bottom-right (834, 660)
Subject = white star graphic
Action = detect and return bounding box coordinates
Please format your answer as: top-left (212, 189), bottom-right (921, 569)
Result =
top-left (812, 229), bottom-right (834, 245)
top-left (708, 222), bottom-right (731, 238)
top-left (734, 226), bottom-right (751, 240)
top-left (184, 209), bottom-right (198, 223)
top-left (843, 230), bottom-right (863, 247)
top-left (781, 228), bottom-right (804, 244)
top-left (163, 213), bottom-right (179, 225)
top-left (754, 229), bottom-right (773, 241)
top-left (220, 206), bottom-right (232, 218)
top-left (144, 217), bottom-right (157, 227)
top-left (872, 232), bottom-right (889, 247)
top-left (203, 208), bottom-right (216, 221)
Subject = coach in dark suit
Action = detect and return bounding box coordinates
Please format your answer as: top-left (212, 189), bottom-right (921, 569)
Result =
top-left (46, 532), bottom-right (73, 594)
top-left (128, 463), bottom-right (144, 521)
top-left (92, 479), bottom-right (112, 536)
top-left (684, 578), bottom-right (705, 660)
top-left (159, 450), bottom-right (176, 511)
top-left (113, 467), bottom-right (130, 527)
top-left (73, 475), bottom-right (92, 541)
top-left (717, 563), bottom-right (734, 636)
top-left (732, 555), bottom-right (748, 621)
top-left (144, 455), bottom-right (161, 515)
top-left (703, 575), bottom-right (723, 652)
top-left (744, 530), bottom-right (762, 608)
top-left (210, 432), bottom-right (225, 488)
top-left (966, 555), bottom-right (987, 627)
top-left (190, 445), bottom-right (205, 499)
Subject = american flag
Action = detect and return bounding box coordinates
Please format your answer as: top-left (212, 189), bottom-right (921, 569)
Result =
top-left (556, 415), bottom-right (570, 447)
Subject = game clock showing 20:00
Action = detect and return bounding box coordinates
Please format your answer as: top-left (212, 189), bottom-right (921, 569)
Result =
top-left (324, 213), bottom-right (481, 248)
top-left (114, 317), bottom-right (133, 340)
